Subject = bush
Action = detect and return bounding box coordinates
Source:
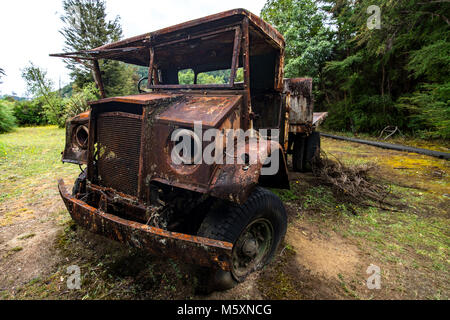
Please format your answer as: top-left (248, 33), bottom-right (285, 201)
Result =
top-left (397, 83), bottom-right (450, 139)
top-left (65, 83), bottom-right (99, 119)
top-left (13, 99), bottom-right (47, 125)
top-left (0, 100), bottom-right (17, 133)
top-left (323, 95), bottom-right (406, 134)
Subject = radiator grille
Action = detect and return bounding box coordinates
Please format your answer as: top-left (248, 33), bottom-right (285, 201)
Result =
top-left (96, 113), bottom-right (142, 196)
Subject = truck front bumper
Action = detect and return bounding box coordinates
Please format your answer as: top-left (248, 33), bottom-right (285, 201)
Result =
top-left (58, 179), bottom-right (232, 270)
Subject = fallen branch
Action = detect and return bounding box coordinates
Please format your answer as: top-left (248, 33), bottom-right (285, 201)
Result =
top-left (311, 152), bottom-right (397, 210)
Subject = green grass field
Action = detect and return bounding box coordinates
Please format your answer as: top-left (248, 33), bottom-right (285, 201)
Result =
top-left (0, 126), bottom-right (448, 299)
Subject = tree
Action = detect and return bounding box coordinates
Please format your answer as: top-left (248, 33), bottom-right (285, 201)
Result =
top-left (261, 0), bottom-right (334, 82)
top-left (21, 62), bottom-right (65, 126)
top-left (0, 68), bottom-right (5, 84)
top-left (261, 0), bottom-right (449, 138)
top-left (60, 0), bottom-right (137, 95)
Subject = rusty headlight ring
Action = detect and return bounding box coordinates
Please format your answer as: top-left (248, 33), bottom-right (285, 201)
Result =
top-left (74, 125), bottom-right (89, 149)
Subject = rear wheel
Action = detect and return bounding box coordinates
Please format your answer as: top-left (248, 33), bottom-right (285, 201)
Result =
top-left (304, 131), bottom-right (321, 171)
top-left (292, 131), bottom-right (321, 172)
top-left (196, 187), bottom-right (287, 292)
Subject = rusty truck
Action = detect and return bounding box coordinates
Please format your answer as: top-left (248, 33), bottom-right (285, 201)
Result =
top-left (51, 9), bottom-right (327, 291)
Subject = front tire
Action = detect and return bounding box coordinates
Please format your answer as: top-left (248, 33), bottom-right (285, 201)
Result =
top-left (72, 170), bottom-right (86, 197)
top-left (197, 187), bottom-right (287, 292)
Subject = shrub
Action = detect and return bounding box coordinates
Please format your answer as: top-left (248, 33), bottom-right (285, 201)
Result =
top-left (13, 99), bottom-right (47, 125)
top-left (323, 95), bottom-right (406, 134)
top-left (0, 101), bottom-right (17, 133)
top-left (397, 83), bottom-right (450, 139)
top-left (41, 95), bottom-right (67, 128)
top-left (65, 83), bottom-right (99, 120)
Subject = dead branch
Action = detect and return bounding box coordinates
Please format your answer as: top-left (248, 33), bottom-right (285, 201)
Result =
top-left (311, 152), bottom-right (397, 210)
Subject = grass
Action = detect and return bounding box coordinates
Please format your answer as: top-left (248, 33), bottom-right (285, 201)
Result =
top-left (263, 136), bottom-right (449, 299)
top-left (321, 128), bottom-right (450, 153)
top-left (0, 126), bottom-right (79, 226)
top-left (1, 126), bottom-right (448, 299)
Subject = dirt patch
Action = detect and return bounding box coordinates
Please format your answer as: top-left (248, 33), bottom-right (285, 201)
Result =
top-left (205, 272), bottom-right (264, 300)
top-left (285, 222), bottom-right (360, 281)
top-left (0, 221), bottom-right (63, 291)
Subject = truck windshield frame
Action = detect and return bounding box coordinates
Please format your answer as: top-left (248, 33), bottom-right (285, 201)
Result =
top-left (145, 26), bottom-right (243, 90)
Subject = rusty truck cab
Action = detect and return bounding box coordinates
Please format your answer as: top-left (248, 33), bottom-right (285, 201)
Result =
top-left (52, 9), bottom-right (319, 287)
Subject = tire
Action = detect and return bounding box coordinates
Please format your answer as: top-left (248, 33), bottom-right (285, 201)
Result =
top-left (196, 187), bottom-right (287, 292)
top-left (292, 134), bottom-right (305, 172)
top-left (303, 131), bottom-right (321, 171)
top-left (72, 170), bottom-right (87, 197)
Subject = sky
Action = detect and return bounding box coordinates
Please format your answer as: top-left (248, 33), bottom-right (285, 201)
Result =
top-left (0, 0), bottom-right (267, 97)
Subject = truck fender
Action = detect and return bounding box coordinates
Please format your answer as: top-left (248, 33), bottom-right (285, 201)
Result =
top-left (209, 140), bottom-right (289, 204)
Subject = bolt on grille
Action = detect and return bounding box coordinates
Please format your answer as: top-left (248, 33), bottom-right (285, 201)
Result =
top-left (96, 112), bottom-right (142, 196)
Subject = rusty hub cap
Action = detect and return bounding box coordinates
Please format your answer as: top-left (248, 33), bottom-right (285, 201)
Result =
top-left (232, 218), bottom-right (273, 279)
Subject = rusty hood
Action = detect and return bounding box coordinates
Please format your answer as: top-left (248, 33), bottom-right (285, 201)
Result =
top-left (157, 95), bottom-right (242, 128)
top-left (89, 93), bottom-right (242, 128)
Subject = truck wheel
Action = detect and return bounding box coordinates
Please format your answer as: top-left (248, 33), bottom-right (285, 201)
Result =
top-left (292, 134), bottom-right (305, 172)
top-left (72, 170), bottom-right (86, 196)
top-left (292, 132), bottom-right (321, 172)
top-left (303, 131), bottom-right (321, 171)
top-left (197, 187), bottom-right (287, 292)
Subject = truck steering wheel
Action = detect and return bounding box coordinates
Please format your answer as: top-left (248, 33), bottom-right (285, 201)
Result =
top-left (138, 76), bottom-right (148, 93)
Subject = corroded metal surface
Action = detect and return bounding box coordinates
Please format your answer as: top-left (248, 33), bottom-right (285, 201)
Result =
top-left (313, 112), bottom-right (328, 126)
top-left (157, 96), bottom-right (242, 128)
top-left (53, 9), bottom-right (315, 270)
top-left (58, 179), bottom-right (233, 270)
top-left (62, 111), bottom-right (90, 165)
top-left (89, 93), bottom-right (178, 106)
top-left (283, 78), bottom-right (314, 129)
top-left (96, 112), bottom-right (142, 196)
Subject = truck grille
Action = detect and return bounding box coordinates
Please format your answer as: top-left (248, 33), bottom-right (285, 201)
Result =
top-left (96, 113), bottom-right (142, 196)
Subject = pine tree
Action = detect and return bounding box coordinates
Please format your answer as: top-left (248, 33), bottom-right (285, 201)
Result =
top-left (60, 0), bottom-right (137, 96)
top-left (0, 68), bottom-right (5, 84)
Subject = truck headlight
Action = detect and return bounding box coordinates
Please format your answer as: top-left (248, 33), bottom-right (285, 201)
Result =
top-left (74, 125), bottom-right (89, 149)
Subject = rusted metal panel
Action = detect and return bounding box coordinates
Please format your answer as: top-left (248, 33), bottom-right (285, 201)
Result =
top-left (50, 9), bottom-right (285, 70)
top-left (284, 78), bottom-right (314, 131)
top-left (62, 111), bottom-right (90, 165)
top-left (96, 112), bottom-right (142, 196)
top-left (209, 140), bottom-right (289, 204)
top-left (94, 9), bottom-right (284, 53)
top-left (313, 112), bottom-right (328, 126)
top-left (140, 95), bottom-right (242, 201)
top-left (92, 60), bottom-right (106, 98)
top-left (58, 179), bottom-right (233, 270)
top-left (157, 96), bottom-right (242, 128)
top-left (89, 93), bottom-right (177, 106)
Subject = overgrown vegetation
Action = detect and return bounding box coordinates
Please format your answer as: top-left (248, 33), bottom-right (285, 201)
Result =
top-left (60, 0), bottom-right (139, 96)
top-left (0, 100), bottom-right (16, 133)
top-left (261, 0), bottom-right (450, 139)
top-left (0, 127), bottom-right (448, 299)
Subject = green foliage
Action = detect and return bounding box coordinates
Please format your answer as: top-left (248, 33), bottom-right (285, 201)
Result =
top-left (65, 82), bottom-right (99, 119)
top-left (262, 0), bottom-right (333, 83)
top-left (178, 69), bottom-right (194, 85)
top-left (263, 0), bottom-right (450, 138)
top-left (0, 100), bottom-right (16, 134)
top-left (397, 83), bottom-right (450, 139)
top-left (60, 0), bottom-right (138, 96)
top-left (21, 62), bottom-right (66, 127)
top-left (407, 38), bottom-right (450, 83)
top-left (178, 69), bottom-right (227, 85)
top-left (13, 99), bottom-right (47, 126)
